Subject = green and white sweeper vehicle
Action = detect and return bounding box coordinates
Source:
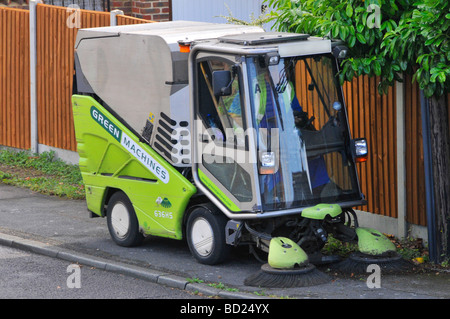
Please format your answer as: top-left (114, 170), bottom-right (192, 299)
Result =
top-left (72, 21), bottom-right (409, 287)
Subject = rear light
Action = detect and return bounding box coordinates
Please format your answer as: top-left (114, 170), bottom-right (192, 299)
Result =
top-left (351, 138), bottom-right (368, 163)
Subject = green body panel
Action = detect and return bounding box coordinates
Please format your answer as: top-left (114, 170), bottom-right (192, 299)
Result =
top-left (268, 237), bottom-right (309, 269)
top-left (301, 203), bottom-right (342, 220)
top-left (356, 227), bottom-right (396, 255)
top-left (72, 95), bottom-right (197, 240)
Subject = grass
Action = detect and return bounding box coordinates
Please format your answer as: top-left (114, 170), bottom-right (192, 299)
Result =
top-left (322, 234), bottom-right (359, 258)
top-left (0, 149), bottom-right (85, 199)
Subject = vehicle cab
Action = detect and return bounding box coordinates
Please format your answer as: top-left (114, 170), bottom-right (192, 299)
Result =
top-left (188, 32), bottom-right (368, 220)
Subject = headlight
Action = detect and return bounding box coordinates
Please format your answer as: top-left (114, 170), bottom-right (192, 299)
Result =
top-left (351, 138), bottom-right (368, 163)
top-left (259, 151), bottom-right (277, 174)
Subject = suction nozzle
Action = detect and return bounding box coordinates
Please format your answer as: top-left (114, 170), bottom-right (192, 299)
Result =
top-left (268, 237), bottom-right (309, 269)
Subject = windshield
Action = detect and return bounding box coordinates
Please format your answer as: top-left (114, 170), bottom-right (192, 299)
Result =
top-left (246, 54), bottom-right (362, 211)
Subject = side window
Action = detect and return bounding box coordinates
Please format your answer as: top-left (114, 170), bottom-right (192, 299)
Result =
top-left (197, 59), bottom-right (245, 147)
top-left (196, 57), bottom-right (253, 203)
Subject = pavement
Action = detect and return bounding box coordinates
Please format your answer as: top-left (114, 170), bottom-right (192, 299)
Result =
top-left (0, 183), bottom-right (449, 299)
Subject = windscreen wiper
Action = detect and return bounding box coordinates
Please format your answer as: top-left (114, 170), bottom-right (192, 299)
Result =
top-left (303, 59), bottom-right (331, 118)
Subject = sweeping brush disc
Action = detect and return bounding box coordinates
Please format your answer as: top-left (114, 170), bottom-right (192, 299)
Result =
top-left (244, 263), bottom-right (331, 288)
top-left (330, 252), bottom-right (413, 275)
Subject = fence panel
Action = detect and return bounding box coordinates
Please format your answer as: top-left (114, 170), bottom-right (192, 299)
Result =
top-left (343, 76), bottom-right (398, 219)
top-left (403, 74), bottom-right (426, 226)
top-left (295, 63), bottom-right (398, 219)
top-left (36, 4), bottom-right (110, 151)
top-left (0, 8), bottom-right (30, 150)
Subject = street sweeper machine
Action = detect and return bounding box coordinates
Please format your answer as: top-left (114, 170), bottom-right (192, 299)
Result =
top-left (72, 21), bottom-right (410, 287)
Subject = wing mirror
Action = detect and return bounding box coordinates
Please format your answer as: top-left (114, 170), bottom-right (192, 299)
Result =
top-left (212, 70), bottom-right (232, 96)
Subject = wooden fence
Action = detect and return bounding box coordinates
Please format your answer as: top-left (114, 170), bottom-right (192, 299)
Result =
top-left (0, 5), bottom-right (149, 153)
top-left (0, 8), bottom-right (30, 150)
top-left (36, 4), bottom-right (149, 152)
top-left (0, 4), bottom-right (448, 228)
top-left (36, 5), bottom-right (110, 152)
top-left (296, 60), bottom-right (398, 220)
top-left (344, 75), bottom-right (398, 220)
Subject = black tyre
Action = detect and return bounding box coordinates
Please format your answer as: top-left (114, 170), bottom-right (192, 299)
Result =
top-left (106, 191), bottom-right (144, 247)
top-left (186, 205), bottom-right (230, 265)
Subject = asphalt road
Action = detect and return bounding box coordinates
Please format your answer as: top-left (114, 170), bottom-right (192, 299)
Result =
top-left (0, 184), bottom-right (449, 300)
top-left (0, 244), bottom-right (205, 299)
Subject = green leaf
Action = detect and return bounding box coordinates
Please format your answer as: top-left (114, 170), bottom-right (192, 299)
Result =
top-left (351, 59), bottom-right (359, 71)
top-left (356, 33), bottom-right (367, 44)
top-left (422, 57), bottom-right (430, 71)
top-left (437, 72), bottom-right (446, 83)
top-left (332, 24), bottom-right (340, 38)
top-left (346, 5), bottom-right (353, 18)
top-left (423, 84), bottom-right (435, 98)
top-left (340, 25), bottom-right (349, 40)
top-left (347, 35), bottom-right (356, 47)
top-left (356, 23), bottom-right (364, 33)
top-left (400, 61), bottom-right (408, 71)
top-left (339, 70), bottom-right (346, 85)
top-left (373, 61), bottom-right (382, 76)
top-left (430, 73), bottom-right (438, 83)
top-left (424, 38), bottom-right (434, 46)
top-left (430, 67), bottom-right (441, 74)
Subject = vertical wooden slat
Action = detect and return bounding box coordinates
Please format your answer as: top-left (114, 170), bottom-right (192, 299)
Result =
top-left (11, 9), bottom-right (16, 147)
top-left (404, 73), bottom-right (427, 226)
top-left (7, 9), bottom-right (12, 147)
top-left (382, 87), bottom-right (388, 216)
top-left (24, 10), bottom-right (30, 149)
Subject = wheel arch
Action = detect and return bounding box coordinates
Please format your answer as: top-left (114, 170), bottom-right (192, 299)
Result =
top-left (102, 187), bottom-right (124, 217)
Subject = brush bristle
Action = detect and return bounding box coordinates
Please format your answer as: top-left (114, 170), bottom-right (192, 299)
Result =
top-left (244, 264), bottom-right (330, 288)
top-left (330, 253), bottom-right (413, 275)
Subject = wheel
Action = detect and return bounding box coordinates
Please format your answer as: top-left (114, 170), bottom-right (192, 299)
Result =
top-left (106, 191), bottom-right (144, 247)
top-left (186, 205), bottom-right (230, 265)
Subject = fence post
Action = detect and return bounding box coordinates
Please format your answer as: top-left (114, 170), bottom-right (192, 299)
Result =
top-left (29, 0), bottom-right (42, 154)
top-left (110, 9), bottom-right (124, 26)
top-left (396, 79), bottom-right (407, 239)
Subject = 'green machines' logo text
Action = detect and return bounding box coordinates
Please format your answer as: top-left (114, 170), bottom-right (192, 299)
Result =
top-left (91, 106), bottom-right (121, 142)
top-left (90, 106), bottom-right (169, 184)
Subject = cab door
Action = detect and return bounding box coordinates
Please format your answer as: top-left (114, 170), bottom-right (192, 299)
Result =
top-left (192, 54), bottom-right (259, 213)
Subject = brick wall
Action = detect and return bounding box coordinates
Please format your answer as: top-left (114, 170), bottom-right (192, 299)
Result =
top-left (112, 0), bottom-right (170, 21)
top-left (0, 0), bottom-right (29, 9)
top-left (1, 0), bottom-right (171, 22)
